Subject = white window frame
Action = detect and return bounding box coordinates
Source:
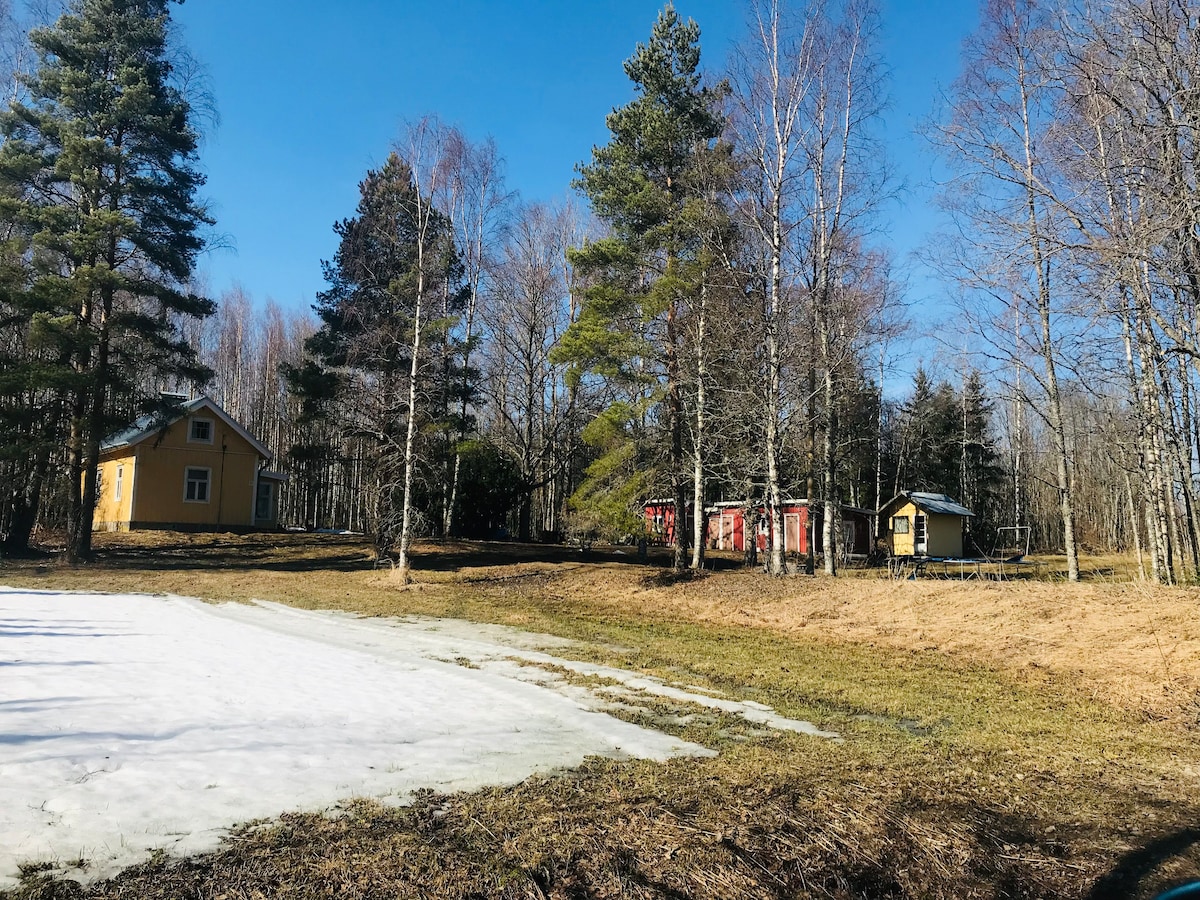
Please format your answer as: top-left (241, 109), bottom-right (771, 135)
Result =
top-left (188, 417), bottom-right (214, 444)
top-left (114, 465), bottom-right (124, 502)
top-left (184, 467), bottom-right (211, 503)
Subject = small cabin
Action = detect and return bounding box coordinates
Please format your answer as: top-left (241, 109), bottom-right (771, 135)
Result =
top-left (643, 499), bottom-right (694, 546)
top-left (94, 394), bottom-right (285, 532)
top-left (706, 500), bottom-right (872, 558)
top-left (879, 491), bottom-right (973, 558)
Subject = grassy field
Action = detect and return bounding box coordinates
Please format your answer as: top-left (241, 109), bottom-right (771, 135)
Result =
top-left (3, 532), bottom-right (1199, 899)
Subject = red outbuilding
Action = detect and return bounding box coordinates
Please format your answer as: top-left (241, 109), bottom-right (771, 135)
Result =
top-left (643, 498), bottom-right (694, 546)
top-left (705, 499), bottom-right (873, 558)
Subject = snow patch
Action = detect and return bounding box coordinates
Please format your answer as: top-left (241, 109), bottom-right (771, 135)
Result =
top-left (0, 589), bottom-right (834, 887)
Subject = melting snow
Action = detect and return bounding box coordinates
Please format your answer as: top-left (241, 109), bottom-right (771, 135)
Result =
top-left (0, 588), bottom-right (835, 886)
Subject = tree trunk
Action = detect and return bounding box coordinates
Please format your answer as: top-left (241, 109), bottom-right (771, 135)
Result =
top-left (821, 361), bottom-right (838, 576)
top-left (395, 268), bottom-right (425, 582)
top-left (690, 284), bottom-right (706, 570)
top-left (1017, 54), bottom-right (1078, 582)
top-left (3, 400), bottom-right (61, 554)
top-left (667, 297), bottom-right (687, 571)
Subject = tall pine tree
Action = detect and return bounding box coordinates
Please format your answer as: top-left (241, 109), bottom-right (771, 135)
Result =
top-left (555, 4), bottom-right (723, 569)
top-left (0, 0), bottom-right (213, 560)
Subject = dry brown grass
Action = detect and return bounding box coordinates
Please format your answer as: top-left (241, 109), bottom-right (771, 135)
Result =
top-left (3, 532), bottom-right (1199, 899)
top-left (536, 566), bottom-right (1200, 727)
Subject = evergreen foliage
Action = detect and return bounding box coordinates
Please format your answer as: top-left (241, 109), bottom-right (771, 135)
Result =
top-left (890, 367), bottom-right (1005, 551)
top-left (0, 0), bottom-right (213, 558)
top-left (554, 4), bottom-right (724, 561)
top-left (291, 152), bottom-right (468, 552)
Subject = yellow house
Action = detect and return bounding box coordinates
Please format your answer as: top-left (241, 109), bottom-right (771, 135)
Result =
top-left (879, 491), bottom-right (973, 558)
top-left (94, 394), bottom-right (285, 532)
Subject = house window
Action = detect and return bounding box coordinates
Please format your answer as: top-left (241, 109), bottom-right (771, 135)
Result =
top-left (114, 465), bottom-right (124, 501)
top-left (892, 516), bottom-right (910, 534)
top-left (255, 480), bottom-right (274, 521)
top-left (184, 467), bottom-right (210, 503)
top-left (188, 417), bottom-right (213, 444)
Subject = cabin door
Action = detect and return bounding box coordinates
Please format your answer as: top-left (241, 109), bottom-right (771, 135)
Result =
top-left (913, 514), bottom-right (928, 556)
top-left (720, 513), bottom-right (736, 551)
top-left (784, 513), bottom-right (801, 553)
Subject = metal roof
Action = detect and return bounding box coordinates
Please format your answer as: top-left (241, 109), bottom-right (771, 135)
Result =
top-left (880, 491), bottom-right (974, 518)
top-left (703, 500), bottom-right (875, 515)
top-left (100, 396), bottom-right (272, 461)
top-left (100, 398), bottom-right (207, 452)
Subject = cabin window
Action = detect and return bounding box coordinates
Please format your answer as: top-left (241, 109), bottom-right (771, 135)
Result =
top-left (188, 417), bottom-right (214, 444)
top-left (114, 465), bottom-right (124, 501)
top-left (184, 467), bottom-right (211, 503)
top-left (892, 516), bottom-right (910, 534)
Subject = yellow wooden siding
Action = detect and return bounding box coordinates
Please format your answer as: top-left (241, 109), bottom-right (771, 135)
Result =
top-left (130, 412), bottom-right (260, 527)
top-left (888, 501), bottom-right (916, 555)
top-left (885, 502), bottom-right (965, 557)
top-left (93, 409), bottom-right (266, 530)
top-left (94, 453), bottom-right (136, 530)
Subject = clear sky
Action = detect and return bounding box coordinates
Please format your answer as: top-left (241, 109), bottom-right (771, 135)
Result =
top-left (171, 0), bottom-right (980, 327)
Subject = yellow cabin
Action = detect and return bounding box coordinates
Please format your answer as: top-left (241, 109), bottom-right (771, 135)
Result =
top-left (879, 491), bottom-right (973, 558)
top-left (94, 395), bottom-right (285, 532)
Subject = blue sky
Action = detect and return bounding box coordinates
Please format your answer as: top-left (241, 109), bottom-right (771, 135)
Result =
top-left (172, 0), bottom-right (980, 339)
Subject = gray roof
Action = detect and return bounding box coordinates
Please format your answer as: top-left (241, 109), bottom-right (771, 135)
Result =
top-left (881, 491), bottom-right (974, 518)
top-left (907, 491), bottom-right (974, 517)
top-left (100, 398), bottom-right (207, 452)
top-left (100, 396), bottom-right (272, 461)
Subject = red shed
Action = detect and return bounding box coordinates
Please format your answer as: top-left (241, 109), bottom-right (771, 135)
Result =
top-left (643, 499), bottom-right (696, 546)
top-left (706, 500), bottom-right (872, 558)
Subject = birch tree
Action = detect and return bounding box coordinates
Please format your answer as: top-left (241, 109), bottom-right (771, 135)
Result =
top-left (480, 202), bottom-right (579, 541)
top-left (439, 131), bottom-right (510, 538)
top-left (937, 0), bottom-right (1082, 580)
top-left (727, 0), bottom-right (817, 575)
top-left (729, 0), bottom-right (888, 575)
top-left (294, 120), bottom-right (463, 580)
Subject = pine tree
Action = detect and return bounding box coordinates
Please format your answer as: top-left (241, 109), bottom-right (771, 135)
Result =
top-left (555, 4), bottom-right (723, 569)
top-left (0, 0), bottom-right (213, 560)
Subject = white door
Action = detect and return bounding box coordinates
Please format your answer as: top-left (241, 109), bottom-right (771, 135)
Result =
top-left (914, 514), bottom-right (928, 555)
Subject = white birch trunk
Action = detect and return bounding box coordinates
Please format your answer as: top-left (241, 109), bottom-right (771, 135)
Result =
top-left (691, 285), bottom-right (706, 570)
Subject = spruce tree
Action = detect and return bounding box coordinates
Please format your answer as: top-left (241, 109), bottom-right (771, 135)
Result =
top-left (958, 369), bottom-right (1003, 550)
top-left (555, 4), bottom-right (723, 569)
top-left (0, 0), bottom-right (213, 560)
top-left (895, 368), bottom-right (958, 495)
top-left (292, 152), bottom-right (465, 557)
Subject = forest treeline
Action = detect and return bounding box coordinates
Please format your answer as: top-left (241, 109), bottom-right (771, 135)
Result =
top-left (0, 0), bottom-right (1198, 583)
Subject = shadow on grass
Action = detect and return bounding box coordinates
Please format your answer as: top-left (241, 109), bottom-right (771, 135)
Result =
top-left (1084, 828), bottom-right (1200, 900)
top-left (8, 533), bottom-right (756, 577)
